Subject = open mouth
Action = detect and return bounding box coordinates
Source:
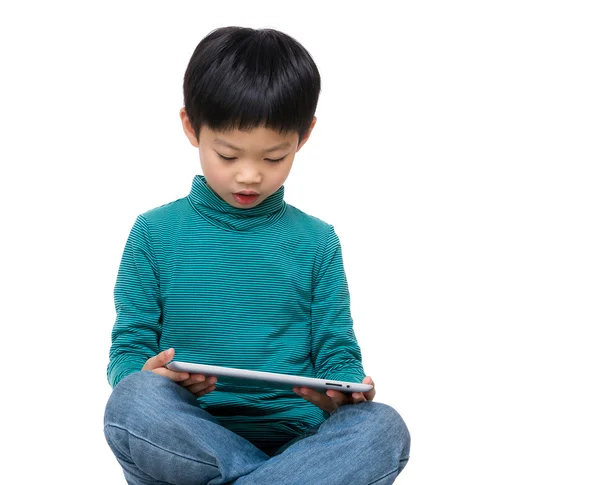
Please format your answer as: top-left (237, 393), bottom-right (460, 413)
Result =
top-left (233, 193), bottom-right (259, 205)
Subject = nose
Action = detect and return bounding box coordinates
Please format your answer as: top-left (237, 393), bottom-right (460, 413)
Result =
top-left (235, 162), bottom-right (262, 186)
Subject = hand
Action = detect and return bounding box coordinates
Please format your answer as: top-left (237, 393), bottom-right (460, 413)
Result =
top-left (142, 348), bottom-right (218, 396)
top-left (142, 348), bottom-right (190, 382)
top-left (293, 376), bottom-right (376, 414)
top-left (179, 372), bottom-right (218, 398)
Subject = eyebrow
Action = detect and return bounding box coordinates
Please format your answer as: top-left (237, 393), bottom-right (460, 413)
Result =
top-left (213, 138), bottom-right (291, 153)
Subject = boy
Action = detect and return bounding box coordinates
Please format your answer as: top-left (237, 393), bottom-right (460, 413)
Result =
top-left (104, 26), bottom-right (410, 485)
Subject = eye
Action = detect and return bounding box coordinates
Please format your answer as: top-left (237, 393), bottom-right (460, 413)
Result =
top-left (266, 156), bottom-right (286, 163)
top-left (217, 154), bottom-right (237, 161)
top-left (216, 153), bottom-right (286, 163)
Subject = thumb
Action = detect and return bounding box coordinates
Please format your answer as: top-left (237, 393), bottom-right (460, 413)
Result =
top-left (145, 348), bottom-right (174, 370)
top-left (158, 348), bottom-right (175, 364)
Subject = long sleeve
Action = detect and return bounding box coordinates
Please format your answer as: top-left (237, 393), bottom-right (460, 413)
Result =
top-left (107, 215), bottom-right (162, 388)
top-left (310, 225), bottom-right (366, 384)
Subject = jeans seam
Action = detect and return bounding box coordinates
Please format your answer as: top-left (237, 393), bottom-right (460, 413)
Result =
top-left (366, 467), bottom-right (400, 485)
top-left (104, 423), bottom-right (219, 469)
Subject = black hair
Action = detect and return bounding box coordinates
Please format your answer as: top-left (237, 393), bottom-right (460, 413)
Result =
top-left (183, 26), bottom-right (321, 146)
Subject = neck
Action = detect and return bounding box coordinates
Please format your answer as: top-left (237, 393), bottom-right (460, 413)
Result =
top-left (187, 175), bottom-right (286, 231)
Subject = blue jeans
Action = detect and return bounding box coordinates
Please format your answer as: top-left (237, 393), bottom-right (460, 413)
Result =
top-left (104, 371), bottom-right (410, 485)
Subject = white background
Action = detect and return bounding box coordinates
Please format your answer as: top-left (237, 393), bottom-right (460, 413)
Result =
top-left (1, 1), bottom-right (598, 483)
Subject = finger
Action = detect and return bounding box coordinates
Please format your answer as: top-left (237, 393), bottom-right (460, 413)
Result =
top-left (152, 366), bottom-right (190, 382)
top-left (180, 373), bottom-right (206, 387)
top-left (185, 377), bottom-right (218, 394)
top-left (193, 385), bottom-right (217, 397)
top-left (143, 348), bottom-right (175, 371)
top-left (295, 387), bottom-right (336, 413)
top-left (363, 376), bottom-right (376, 401)
top-left (325, 390), bottom-right (351, 407)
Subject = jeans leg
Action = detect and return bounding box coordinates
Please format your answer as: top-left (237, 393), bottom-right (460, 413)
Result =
top-left (104, 371), bottom-right (270, 485)
top-left (231, 401), bottom-right (410, 485)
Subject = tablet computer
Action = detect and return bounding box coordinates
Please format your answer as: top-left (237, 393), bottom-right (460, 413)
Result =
top-left (166, 361), bottom-right (372, 394)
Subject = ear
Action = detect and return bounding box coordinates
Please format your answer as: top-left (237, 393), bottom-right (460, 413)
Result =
top-left (180, 108), bottom-right (199, 147)
top-left (296, 116), bottom-right (317, 152)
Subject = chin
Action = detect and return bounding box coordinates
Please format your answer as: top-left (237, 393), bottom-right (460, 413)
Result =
top-left (231, 198), bottom-right (260, 209)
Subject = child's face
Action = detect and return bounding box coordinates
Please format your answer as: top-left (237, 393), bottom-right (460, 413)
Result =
top-left (180, 109), bottom-right (316, 209)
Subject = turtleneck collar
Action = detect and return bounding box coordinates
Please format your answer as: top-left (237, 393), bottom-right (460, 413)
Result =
top-left (187, 175), bottom-right (287, 231)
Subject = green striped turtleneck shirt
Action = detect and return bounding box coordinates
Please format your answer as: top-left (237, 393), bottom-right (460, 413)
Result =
top-left (107, 174), bottom-right (366, 452)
